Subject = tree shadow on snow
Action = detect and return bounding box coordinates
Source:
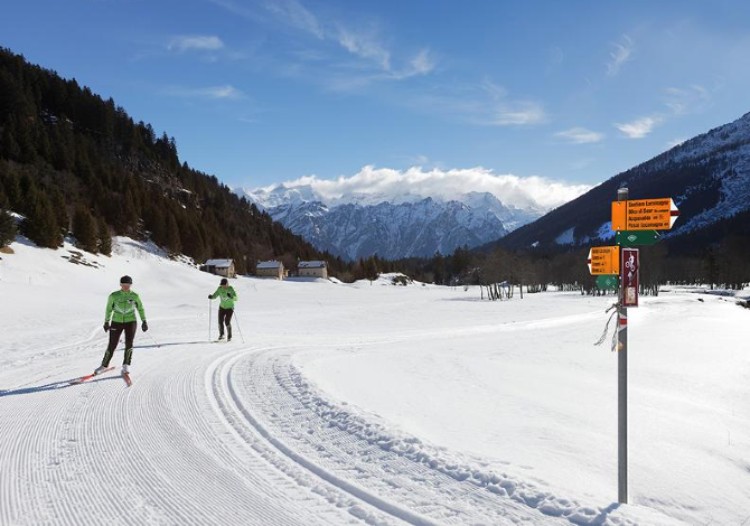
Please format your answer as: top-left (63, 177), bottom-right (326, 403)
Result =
top-left (0, 375), bottom-right (121, 398)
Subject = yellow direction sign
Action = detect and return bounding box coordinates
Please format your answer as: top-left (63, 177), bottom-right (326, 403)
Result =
top-left (587, 246), bottom-right (620, 275)
top-left (611, 198), bottom-right (679, 231)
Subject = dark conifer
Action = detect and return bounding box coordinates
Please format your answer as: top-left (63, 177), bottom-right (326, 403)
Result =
top-left (72, 204), bottom-right (98, 252)
top-left (0, 208), bottom-right (16, 247)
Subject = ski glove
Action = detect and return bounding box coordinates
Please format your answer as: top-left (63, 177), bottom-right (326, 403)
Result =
top-left (208, 294), bottom-right (212, 299)
top-left (142, 321), bottom-right (148, 332)
top-left (227, 292), bottom-right (233, 298)
top-left (103, 322), bottom-right (110, 332)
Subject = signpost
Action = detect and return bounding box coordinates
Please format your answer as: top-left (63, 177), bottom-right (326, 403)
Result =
top-left (611, 197), bottom-right (679, 231)
top-left (588, 189), bottom-right (680, 503)
top-left (615, 189), bottom-right (629, 505)
top-left (615, 230), bottom-right (659, 247)
top-left (621, 248), bottom-right (639, 308)
top-left (596, 274), bottom-right (618, 290)
top-left (600, 188), bottom-right (680, 504)
top-left (587, 246), bottom-right (620, 275)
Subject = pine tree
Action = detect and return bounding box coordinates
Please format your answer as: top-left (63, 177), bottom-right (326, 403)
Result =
top-left (166, 213), bottom-right (181, 255)
top-left (97, 217), bottom-right (112, 256)
top-left (72, 204), bottom-right (98, 253)
top-left (0, 208), bottom-right (16, 247)
top-left (22, 189), bottom-right (61, 248)
top-left (0, 118), bottom-right (21, 160)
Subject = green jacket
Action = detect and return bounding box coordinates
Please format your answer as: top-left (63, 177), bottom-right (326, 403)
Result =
top-left (105, 290), bottom-right (146, 324)
top-left (210, 286), bottom-right (238, 309)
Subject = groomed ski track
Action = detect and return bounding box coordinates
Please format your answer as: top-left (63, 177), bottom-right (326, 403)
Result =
top-left (1, 329), bottom-right (617, 526)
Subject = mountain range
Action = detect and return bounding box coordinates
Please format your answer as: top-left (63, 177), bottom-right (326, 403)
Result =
top-left (242, 185), bottom-right (543, 260)
top-left (495, 111), bottom-right (750, 254)
top-left (244, 110), bottom-right (750, 264)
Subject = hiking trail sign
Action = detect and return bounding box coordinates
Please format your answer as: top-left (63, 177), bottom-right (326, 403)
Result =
top-left (611, 198), bottom-right (679, 231)
top-left (587, 246), bottom-right (620, 275)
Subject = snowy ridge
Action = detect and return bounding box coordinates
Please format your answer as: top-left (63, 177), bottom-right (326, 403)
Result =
top-left (242, 185), bottom-right (541, 260)
top-left (643, 112), bottom-right (750, 237)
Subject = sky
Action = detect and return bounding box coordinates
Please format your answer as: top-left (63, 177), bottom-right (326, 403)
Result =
top-left (3, 0), bottom-right (750, 204)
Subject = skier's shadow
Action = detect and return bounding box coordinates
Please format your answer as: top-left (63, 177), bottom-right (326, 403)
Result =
top-left (132, 340), bottom-right (209, 350)
top-left (1, 341), bottom-right (212, 397)
top-left (0, 375), bottom-right (121, 398)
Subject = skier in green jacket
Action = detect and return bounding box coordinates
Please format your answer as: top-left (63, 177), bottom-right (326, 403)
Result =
top-left (208, 278), bottom-right (237, 341)
top-left (94, 275), bottom-right (148, 375)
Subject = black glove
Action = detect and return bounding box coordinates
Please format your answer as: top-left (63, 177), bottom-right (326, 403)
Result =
top-left (142, 321), bottom-right (149, 332)
top-left (208, 294), bottom-right (212, 299)
top-left (103, 322), bottom-right (110, 332)
top-left (227, 292), bottom-right (233, 298)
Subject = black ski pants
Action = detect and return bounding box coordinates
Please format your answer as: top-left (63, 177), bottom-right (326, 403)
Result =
top-left (102, 321), bottom-right (137, 366)
top-left (218, 307), bottom-right (234, 339)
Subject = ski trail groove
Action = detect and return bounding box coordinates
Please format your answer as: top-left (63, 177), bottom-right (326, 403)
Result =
top-left (207, 349), bottom-right (414, 526)
top-left (213, 347), bottom-right (576, 525)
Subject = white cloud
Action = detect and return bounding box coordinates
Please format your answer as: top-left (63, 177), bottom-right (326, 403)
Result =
top-left (210, 0), bottom-right (435, 85)
top-left (167, 85), bottom-right (244, 100)
top-left (259, 166), bottom-right (590, 211)
top-left (555, 127), bottom-right (604, 144)
top-left (264, 0), bottom-right (324, 38)
top-left (411, 82), bottom-right (545, 128)
top-left (606, 35), bottom-right (633, 77)
top-left (396, 49), bottom-right (435, 78)
top-left (615, 116), bottom-right (661, 139)
top-left (491, 102), bottom-right (546, 126)
top-left (168, 35), bottom-right (224, 52)
top-left (482, 80), bottom-right (545, 126)
top-left (664, 85), bottom-right (711, 115)
top-left (336, 28), bottom-right (391, 70)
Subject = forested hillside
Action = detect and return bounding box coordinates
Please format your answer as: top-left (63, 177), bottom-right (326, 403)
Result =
top-left (0, 47), bottom-right (343, 275)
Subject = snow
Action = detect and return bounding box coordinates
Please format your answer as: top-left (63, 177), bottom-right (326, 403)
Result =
top-left (555, 227), bottom-right (575, 245)
top-left (2, 237), bottom-right (749, 525)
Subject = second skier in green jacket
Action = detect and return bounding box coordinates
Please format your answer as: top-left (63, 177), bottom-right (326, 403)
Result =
top-left (209, 278), bottom-right (237, 341)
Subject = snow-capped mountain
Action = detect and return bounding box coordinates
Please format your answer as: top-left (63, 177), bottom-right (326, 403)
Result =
top-left (496, 111), bottom-right (750, 252)
top-left (242, 185), bottom-right (543, 260)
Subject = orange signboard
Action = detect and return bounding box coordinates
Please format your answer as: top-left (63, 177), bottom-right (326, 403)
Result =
top-left (611, 198), bottom-right (679, 231)
top-left (587, 246), bottom-right (620, 275)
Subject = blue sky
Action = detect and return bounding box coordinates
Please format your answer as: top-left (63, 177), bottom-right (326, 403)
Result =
top-left (3, 0), bottom-right (750, 197)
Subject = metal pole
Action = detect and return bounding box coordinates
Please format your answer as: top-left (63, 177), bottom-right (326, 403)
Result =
top-left (233, 309), bottom-right (246, 344)
top-left (617, 187), bottom-right (628, 504)
top-left (208, 298), bottom-right (212, 342)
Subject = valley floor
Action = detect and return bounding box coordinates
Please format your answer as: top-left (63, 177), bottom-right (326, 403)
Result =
top-left (1, 238), bottom-right (748, 525)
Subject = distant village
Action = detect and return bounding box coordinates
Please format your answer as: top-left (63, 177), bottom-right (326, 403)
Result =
top-left (200, 258), bottom-right (328, 281)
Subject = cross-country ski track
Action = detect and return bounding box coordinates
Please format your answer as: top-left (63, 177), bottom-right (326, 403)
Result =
top-left (1, 336), bottom-right (594, 526)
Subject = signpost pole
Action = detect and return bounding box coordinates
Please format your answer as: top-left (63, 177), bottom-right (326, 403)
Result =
top-left (617, 187), bottom-right (628, 504)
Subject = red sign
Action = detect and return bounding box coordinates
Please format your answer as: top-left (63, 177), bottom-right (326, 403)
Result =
top-left (620, 248), bottom-right (639, 307)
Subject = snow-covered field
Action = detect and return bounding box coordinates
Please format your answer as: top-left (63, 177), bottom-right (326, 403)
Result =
top-left (1, 237), bottom-right (748, 525)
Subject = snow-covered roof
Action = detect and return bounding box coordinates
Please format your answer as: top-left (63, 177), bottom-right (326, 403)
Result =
top-left (298, 260), bottom-right (327, 269)
top-left (257, 260), bottom-right (283, 269)
top-left (205, 259), bottom-right (233, 267)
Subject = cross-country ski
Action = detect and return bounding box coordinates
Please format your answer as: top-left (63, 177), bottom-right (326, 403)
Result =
top-left (70, 366), bottom-right (115, 385)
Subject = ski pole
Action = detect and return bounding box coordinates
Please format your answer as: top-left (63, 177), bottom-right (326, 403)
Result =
top-left (208, 298), bottom-right (212, 341)
top-left (233, 309), bottom-right (246, 344)
top-left (145, 331), bottom-right (162, 348)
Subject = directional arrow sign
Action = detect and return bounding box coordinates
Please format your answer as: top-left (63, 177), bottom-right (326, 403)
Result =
top-left (611, 198), bottom-right (679, 231)
top-left (615, 230), bottom-right (660, 247)
top-left (587, 246), bottom-right (620, 275)
top-left (596, 274), bottom-right (619, 290)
